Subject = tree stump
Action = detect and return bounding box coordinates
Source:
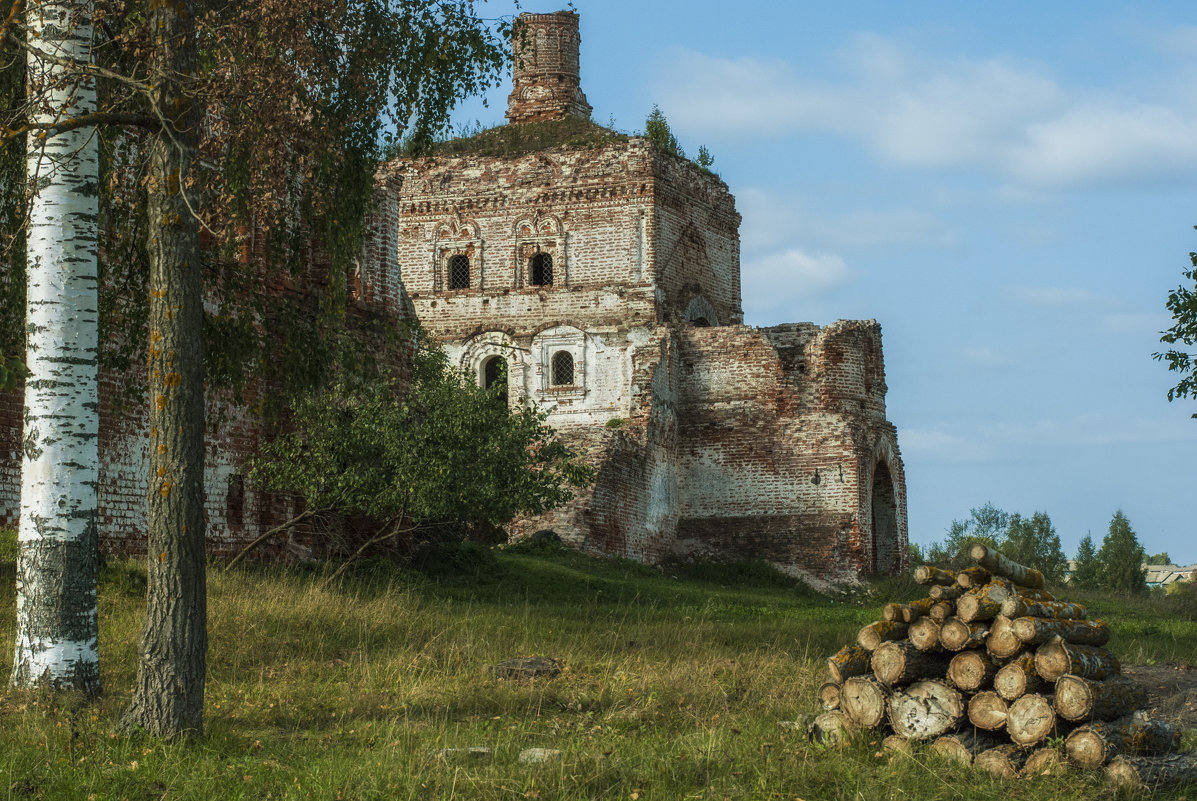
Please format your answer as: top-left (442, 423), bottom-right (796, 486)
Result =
top-left (857, 620), bottom-right (908, 652)
top-left (872, 640), bottom-right (949, 685)
top-left (975, 744), bottom-right (1028, 779)
top-left (1011, 616), bottom-right (1109, 647)
top-left (841, 676), bottom-right (889, 729)
top-left (970, 544), bottom-right (1045, 589)
top-left (888, 680), bottom-right (965, 740)
top-left (939, 617), bottom-right (989, 651)
top-left (1034, 637), bottom-right (1119, 682)
top-left (948, 650), bottom-right (1000, 692)
top-left (1066, 715), bottom-right (1182, 769)
top-left (993, 652), bottom-right (1045, 701)
top-left (1105, 752), bottom-right (1197, 791)
top-left (1054, 674), bottom-right (1147, 722)
top-left (1007, 693), bottom-right (1068, 747)
top-left (827, 644), bottom-right (871, 683)
top-left (968, 690), bottom-right (1009, 731)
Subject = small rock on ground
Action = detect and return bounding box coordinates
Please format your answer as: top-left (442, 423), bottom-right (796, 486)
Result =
top-left (489, 656), bottom-right (563, 680)
top-left (518, 748), bottom-right (562, 764)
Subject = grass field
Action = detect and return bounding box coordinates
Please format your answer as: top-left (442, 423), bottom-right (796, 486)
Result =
top-left (0, 534), bottom-right (1194, 800)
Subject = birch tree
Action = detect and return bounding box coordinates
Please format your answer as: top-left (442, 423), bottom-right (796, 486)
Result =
top-left (10, 0), bottom-right (102, 695)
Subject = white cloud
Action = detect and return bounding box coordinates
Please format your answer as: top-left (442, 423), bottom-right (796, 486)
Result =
top-left (740, 248), bottom-right (851, 316)
top-left (653, 35), bottom-right (1197, 190)
top-left (898, 428), bottom-right (993, 462)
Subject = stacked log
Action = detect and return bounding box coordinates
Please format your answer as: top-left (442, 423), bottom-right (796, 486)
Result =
top-left (811, 545), bottom-right (1186, 785)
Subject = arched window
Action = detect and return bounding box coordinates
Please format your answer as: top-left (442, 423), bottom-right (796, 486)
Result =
top-left (691, 317), bottom-right (711, 327)
top-left (447, 254), bottom-right (470, 290)
top-left (482, 355), bottom-right (508, 405)
top-left (530, 252), bottom-right (553, 286)
top-left (551, 351), bottom-right (574, 386)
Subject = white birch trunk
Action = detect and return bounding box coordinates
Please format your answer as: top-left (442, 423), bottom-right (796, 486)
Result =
top-left (11, 0), bottom-right (101, 694)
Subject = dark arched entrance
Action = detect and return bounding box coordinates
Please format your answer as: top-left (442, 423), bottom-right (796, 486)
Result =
top-left (870, 461), bottom-right (899, 575)
top-left (482, 356), bottom-right (508, 405)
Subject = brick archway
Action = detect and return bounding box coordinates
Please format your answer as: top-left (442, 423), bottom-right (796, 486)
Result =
top-left (870, 460), bottom-right (899, 575)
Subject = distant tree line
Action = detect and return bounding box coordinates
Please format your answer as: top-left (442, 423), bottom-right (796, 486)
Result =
top-left (911, 504), bottom-right (1151, 595)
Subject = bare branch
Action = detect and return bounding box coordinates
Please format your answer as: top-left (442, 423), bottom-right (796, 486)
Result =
top-left (1, 110), bottom-right (159, 143)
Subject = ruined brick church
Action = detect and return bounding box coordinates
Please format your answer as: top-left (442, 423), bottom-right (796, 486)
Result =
top-left (0, 10), bottom-right (907, 582)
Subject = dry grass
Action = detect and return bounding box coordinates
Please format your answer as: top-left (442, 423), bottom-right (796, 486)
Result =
top-left (0, 536), bottom-right (1192, 799)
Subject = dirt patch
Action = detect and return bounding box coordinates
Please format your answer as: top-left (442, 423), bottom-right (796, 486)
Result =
top-left (1124, 662), bottom-right (1197, 729)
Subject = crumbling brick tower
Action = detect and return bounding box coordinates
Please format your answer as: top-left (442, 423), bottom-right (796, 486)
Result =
top-left (364, 10), bottom-right (908, 582)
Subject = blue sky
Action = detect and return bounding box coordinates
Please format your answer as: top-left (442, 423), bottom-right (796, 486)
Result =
top-left (455, 1), bottom-right (1197, 563)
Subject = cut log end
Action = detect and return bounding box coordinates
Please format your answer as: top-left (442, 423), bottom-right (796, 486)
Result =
top-left (888, 680), bottom-right (965, 741)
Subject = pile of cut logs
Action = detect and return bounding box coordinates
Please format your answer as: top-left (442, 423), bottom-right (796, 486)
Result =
top-left (812, 544), bottom-right (1195, 791)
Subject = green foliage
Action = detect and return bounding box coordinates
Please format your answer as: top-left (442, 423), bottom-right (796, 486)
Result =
top-left (1071, 533), bottom-right (1099, 590)
top-left (0, 347), bottom-right (30, 392)
top-left (249, 335), bottom-right (594, 551)
top-left (644, 105), bottom-right (684, 158)
top-left (1155, 228), bottom-right (1197, 417)
top-left (1147, 551), bottom-right (1172, 565)
top-left (696, 144), bottom-right (715, 169)
top-left (399, 116), bottom-right (629, 159)
top-left (1096, 510), bottom-right (1148, 595)
top-left (924, 502), bottom-right (1007, 569)
top-left (1002, 511), bottom-right (1068, 582)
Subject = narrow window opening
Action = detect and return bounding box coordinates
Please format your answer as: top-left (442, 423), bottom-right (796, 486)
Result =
top-left (483, 356), bottom-right (508, 405)
top-left (448, 254), bottom-right (470, 290)
top-left (530, 252), bottom-right (553, 286)
top-left (226, 474), bottom-right (245, 529)
top-left (551, 350), bottom-right (574, 386)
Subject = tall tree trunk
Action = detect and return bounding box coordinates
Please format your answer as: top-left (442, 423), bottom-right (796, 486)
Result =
top-left (11, 0), bottom-right (101, 696)
top-left (120, 0), bottom-right (206, 737)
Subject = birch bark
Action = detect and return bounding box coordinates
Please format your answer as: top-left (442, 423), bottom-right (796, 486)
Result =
top-left (11, 0), bottom-right (101, 695)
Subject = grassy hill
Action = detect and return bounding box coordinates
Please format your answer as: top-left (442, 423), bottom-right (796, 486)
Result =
top-left (0, 534), bottom-right (1194, 800)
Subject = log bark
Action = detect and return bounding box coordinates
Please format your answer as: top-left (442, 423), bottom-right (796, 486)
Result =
top-left (948, 650), bottom-right (1000, 692)
top-left (939, 617), bottom-right (989, 651)
top-left (1011, 616), bottom-right (1108, 647)
top-left (1054, 674), bottom-right (1147, 722)
top-left (827, 644), bottom-right (871, 683)
top-left (929, 584), bottom-right (964, 601)
top-left (975, 744), bottom-right (1027, 779)
top-left (955, 565), bottom-right (992, 589)
top-left (1034, 637), bottom-right (1120, 682)
top-left (1105, 752), bottom-right (1197, 791)
top-left (985, 615), bottom-right (1023, 659)
top-left (1001, 597), bottom-right (1087, 621)
top-left (1007, 693), bottom-right (1069, 747)
top-left (956, 591), bottom-right (1002, 623)
top-left (882, 602), bottom-right (903, 622)
top-left (887, 680), bottom-right (965, 740)
top-left (901, 597), bottom-right (936, 623)
top-left (817, 681), bottom-right (841, 711)
top-left (1023, 746), bottom-right (1069, 777)
top-left (809, 710), bottom-right (854, 746)
top-left (857, 620), bottom-right (908, 652)
top-left (841, 676), bottom-right (890, 728)
top-left (929, 601), bottom-right (954, 622)
top-left (908, 617), bottom-right (943, 652)
top-left (914, 565), bottom-right (956, 585)
top-left (929, 730), bottom-right (1003, 765)
top-left (969, 544), bottom-right (1045, 589)
top-left (1067, 716), bottom-right (1183, 769)
top-left (993, 653), bottom-right (1045, 701)
top-left (871, 640), bottom-right (950, 685)
top-left (968, 690), bottom-right (1009, 731)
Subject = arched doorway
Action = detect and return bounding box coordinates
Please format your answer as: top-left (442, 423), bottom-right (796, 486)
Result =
top-left (870, 461), bottom-right (899, 575)
top-left (482, 355), bottom-right (508, 405)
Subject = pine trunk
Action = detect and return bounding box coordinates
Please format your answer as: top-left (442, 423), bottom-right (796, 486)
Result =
top-left (1001, 597), bottom-right (1087, 620)
top-left (974, 744), bottom-right (1027, 779)
top-left (1054, 674), bottom-right (1147, 722)
top-left (10, 0), bottom-right (101, 696)
top-left (871, 640), bottom-right (949, 685)
top-left (908, 617), bottom-right (943, 652)
top-left (1007, 692), bottom-right (1068, 747)
top-left (840, 676), bottom-right (889, 729)
top-left (857, 620), bottom-right (907, 652)
top-left (1011, 616), bottom-right (1109, 647)
top-left (985, 615), bottom-right (1023, 659)
top-left (1067, 716), bottom-right (1182, 769)
top-left (967, 690), bottom-right (1009, 731)
top-left (817, 681), bottom-right (841, 711)
top-left (1034, 637), bottom-right (1119, 682)
top-left (993, 652), bottom-right (1044, 701)
top-left (939, 617), bottom-right (988, 651)
top-left (914, 565), bottom-right (955, 585)
top-left (969, 544), bottom-right (1045, 589)
top-left (929, 730), bottom-right (1003, 765)
top-left (1105, 752), bottom-right (1197, 791)
top-left (827, 645), bottom-right (871, 683)
top-left (887, 680), bottom-right (964, 740)
top-left (119, 0), bottom-right (207, 738)
top-left (947, 650), bottom-right (1000, 692)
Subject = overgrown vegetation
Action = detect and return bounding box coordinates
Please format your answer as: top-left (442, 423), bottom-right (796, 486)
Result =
top-left (1, 526), bottom-right (1194, 799)
top-left (401, 116), bottom-right (629, 159)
